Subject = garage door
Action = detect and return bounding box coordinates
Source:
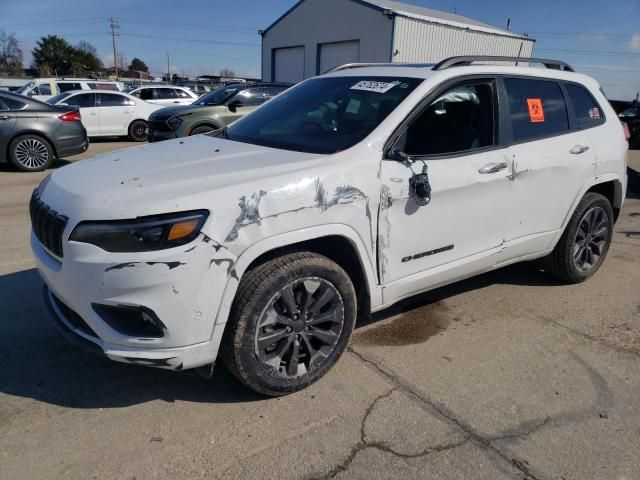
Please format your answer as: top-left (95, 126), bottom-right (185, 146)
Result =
top-left (318, 40), bottom-right (360, 74)
top-left (273, 47), bottom-right (305, 84)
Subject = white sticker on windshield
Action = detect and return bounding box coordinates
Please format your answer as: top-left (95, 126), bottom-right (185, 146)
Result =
top-left (350, 80), bottom-right (397, 93)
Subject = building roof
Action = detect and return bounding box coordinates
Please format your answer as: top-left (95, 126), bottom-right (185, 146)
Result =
top-left (263, 0), bottom-right (533, 41)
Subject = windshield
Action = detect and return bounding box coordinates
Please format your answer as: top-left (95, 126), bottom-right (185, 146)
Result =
top-left (194, 85), bottom-right (242, 105)
top-left (17, 82), bottom-right (35, 95)
top-left (225, 76), bottom-right (422, 154)
top-left (46, 92), bottom-right (73, 104)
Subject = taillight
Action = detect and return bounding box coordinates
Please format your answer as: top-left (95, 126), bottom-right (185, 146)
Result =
top-left (621, 121), bottom-right (630, 141)
top-left (58, 110), bottom-right (81, 122)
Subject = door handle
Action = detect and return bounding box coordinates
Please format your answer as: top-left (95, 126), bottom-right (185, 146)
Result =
top-left (0, 115), bottom-right (11, 120)
top-left (478, 162), bottom-right (508, 174)
top-left (90, 112), bottom-right (97, 115)
top-left (173, 101), bottom-right (180, 103)
top-left (570, 145), bottom-right (590, 154)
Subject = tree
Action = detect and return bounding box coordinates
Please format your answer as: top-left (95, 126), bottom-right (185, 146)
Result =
top-left (32, 35), bottom-right (75, 76)
top-left (219, 68), bottom-right (235, 77)
top-left (73, 40), bottom-right (102, 74)
top-left (128, 57), bottom-right (149, 73)
top-left (0, 31), bottom-right (24, 75)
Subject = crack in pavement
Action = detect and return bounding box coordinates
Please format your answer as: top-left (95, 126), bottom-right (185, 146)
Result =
top-left (307, 387), bottom-right (471, 479)
top-left (345, 347), bottom-right (544, 480)
top-left (531, 314), bottom-right (640, 358)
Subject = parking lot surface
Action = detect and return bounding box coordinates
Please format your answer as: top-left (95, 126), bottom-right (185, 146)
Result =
top-left (1, 142), bottom-right (639, 480)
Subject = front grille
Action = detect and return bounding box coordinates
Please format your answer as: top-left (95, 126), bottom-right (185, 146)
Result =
top-left (29, 190), bottom-right (68, 257)
top-left (148, 119), bottom-right (171, 132)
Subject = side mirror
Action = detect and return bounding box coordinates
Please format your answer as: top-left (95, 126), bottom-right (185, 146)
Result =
top-left (227, 99), bottom-right (242, 112)
top-left (409, 164), bottom-right (432, 206)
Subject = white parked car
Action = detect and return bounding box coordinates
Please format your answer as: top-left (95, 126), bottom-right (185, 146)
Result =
top-left (127, 85), bottom-right (198, 106)
top-left (47, 90), bottom-right (162, 141)
top-left (32, 56), bottom-right (628, 396)
top-left (16, 78), bottom-right (123, 102)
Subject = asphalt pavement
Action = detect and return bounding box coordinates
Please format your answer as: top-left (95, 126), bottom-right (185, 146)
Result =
top-left (0, 142), bottom-right (638, 480)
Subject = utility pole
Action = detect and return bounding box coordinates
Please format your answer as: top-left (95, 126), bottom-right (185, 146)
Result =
top-left (109, 17), bottom-right (120, 79)
top-left (166, 52), bottom-right (170, 84)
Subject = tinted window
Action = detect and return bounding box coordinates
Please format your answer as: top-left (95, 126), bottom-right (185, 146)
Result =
top-left (264, 86), bottom-right (288, 99)
top-left (226, 77), bottom-right (422, 154)
top-left (66, 93), bottom-right (96, 108)
top-left (99, 93), bottom-right (130, 106)
top-left (87, 82), bottom-right (118, 91)
top-left (234, 88), bottom-right (265, 106)
top-left (3, 96), bottom-right (27, 110)
top-left (402, 82), bottom-right (495, 156)
top-left (138, 89), bottom-right (153, 100)
top-left (37, 84), bottom-right (52, 96)
top-left (57, 82), bottom-right (82, 92)
top-left (174, 89), bottom-right (191, 98)
top-left (565, 84), bottom-right (604, 128)
top-left (155, 88), bottom-right (177, 99)
top-left (194, 85), bottom-right (241, 105)
top-left (504, 78), bottom-right (569, 142)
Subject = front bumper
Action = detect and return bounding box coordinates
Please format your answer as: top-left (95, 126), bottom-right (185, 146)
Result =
top-left (33, 231), bottom-right (236, 370)
top-left (147, 127), bottom-right (179, 143)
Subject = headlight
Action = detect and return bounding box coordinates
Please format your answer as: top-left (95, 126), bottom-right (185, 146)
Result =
top-left (167, 116), bottom-right (183, 131)
top-left (70, 210), bottom-right (208, 252)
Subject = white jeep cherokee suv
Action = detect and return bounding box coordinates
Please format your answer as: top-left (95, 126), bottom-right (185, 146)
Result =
top-left (32, 56), bottom-right (628, 396)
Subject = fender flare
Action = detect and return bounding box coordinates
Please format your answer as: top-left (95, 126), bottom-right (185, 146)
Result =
top-left (210, 224), bottom-right (381, 332)
top-left (550, 173), bottom-right (624, 247)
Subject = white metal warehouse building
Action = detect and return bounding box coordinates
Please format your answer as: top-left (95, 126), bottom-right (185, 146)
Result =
top-left (261, 0), bottom-right (535, 83)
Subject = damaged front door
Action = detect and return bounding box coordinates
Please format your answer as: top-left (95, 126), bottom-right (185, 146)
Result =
top-left (378, 78), bottom-right (510, 284)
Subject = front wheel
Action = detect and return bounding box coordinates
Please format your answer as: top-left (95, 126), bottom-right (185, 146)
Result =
top-left (128, 120), bottom-right (148, 142)
top-left (544, 192), bottom-right (613, 283)
top-left (189, 125), bottom-right (217, 136)
top-left (221, 252), bottom-right (357, 396)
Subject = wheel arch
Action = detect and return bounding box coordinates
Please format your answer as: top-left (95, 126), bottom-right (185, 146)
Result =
top-left (6, 130), bottom-right (58, 160)
top-left (187, 120), bottom-right (222, 136)
top-left (211, 225), bottom-right (380, 332)
top-left (586, 178), bottom-right (623, 221)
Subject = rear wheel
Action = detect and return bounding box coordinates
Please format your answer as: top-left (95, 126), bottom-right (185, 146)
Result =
top-left (9, 134), bottom-right (54, 172)
top-left (128, 120), bottom-right (148, 142)
top-left (544, 192), bottom-right (613, 283)
top-left (221, 252), bottom-right (356, 396)
top-left (190, 125), bottom-right (217, 136)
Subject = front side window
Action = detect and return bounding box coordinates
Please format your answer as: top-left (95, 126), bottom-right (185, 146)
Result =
top-left (400, 81), bottom-right (495, 156)
top-left (234, 88), bottom-right (265, 106)
top-left (87, 82), bottom-right (118, 91)
top-left (504, 78), bottom-right (569, 142)
top-left (66, 93), bottom-right (97, 108)
top-left (565, 84), bottom-right (604, 129)
top-left (194, 85), bottom-right (241, 105)
top-left (226, 77), bottom-right (422, 154)
top-left (37, 84), bottom-right (52, 96)
top-left (174, 89), bottom-right (191, 98)
top-left (57, 82), bottom-right (82, 92)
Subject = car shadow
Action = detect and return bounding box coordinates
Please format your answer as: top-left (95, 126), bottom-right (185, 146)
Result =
top-left (0, 261), bottom-right (561, 409)
top-left (0, 159), bottom-right (70, 173)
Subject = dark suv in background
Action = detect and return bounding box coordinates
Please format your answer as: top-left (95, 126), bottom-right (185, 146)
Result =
top-left (0, 91), bottom-right (88, 171)
top-left (147, 83), bottom-right (290, 141)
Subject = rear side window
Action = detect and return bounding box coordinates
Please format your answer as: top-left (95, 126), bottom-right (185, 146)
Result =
top-left (155, 88), bottom-right (177, 99)
top-left (2, 96), bottom-right (27, 110)
top-left (565, 84), bottom-right (604, 129)
top-left (99, 93), bottom-right (131, 106)
top-left (504, 78), bottom-right (569, 142)
top-left (57, 82), bottom-right (82, 92)
top-left (87, 82), bottom-right (118, 91)
top-left (139, 89), bottom-right (153, 100)
top-left (66, 93), bottom-right (96, 108)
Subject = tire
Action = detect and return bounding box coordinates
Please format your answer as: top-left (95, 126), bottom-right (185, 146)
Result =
top-left (544, 192), bottom-right (613, 283)
top-left (221, 252), bottom-right (357, 396)
top-left (190, 125), bottom-right (217, 136)
top-left (9, 134), bottom-right (54, 172)
top-left (128, 120), bottom-right (148, 142)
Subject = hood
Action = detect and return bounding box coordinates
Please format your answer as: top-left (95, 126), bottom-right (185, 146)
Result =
top-left (151, 103), bottom-right (215, 119)
top-left (41, 135), bottom-right (324, 221)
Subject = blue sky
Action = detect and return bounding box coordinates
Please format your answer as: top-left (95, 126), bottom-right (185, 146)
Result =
top-left (1, 0), bottom-right (639, 99)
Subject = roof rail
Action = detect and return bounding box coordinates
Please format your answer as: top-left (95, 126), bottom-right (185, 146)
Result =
top-left (329, 62), bottom-right (435, 72)
top-left (432, 56), bottom-right (574, 72)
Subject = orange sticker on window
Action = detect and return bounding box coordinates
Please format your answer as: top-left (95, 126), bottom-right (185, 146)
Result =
top-left (527, 98), bottom-right (545, 123)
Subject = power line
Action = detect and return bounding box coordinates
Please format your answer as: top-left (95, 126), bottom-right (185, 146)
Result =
top-left (117, 18), bottom-right (259, 33)
top-left (1, 17), bottom-right (105, 28)
top-left (119, 32), bottom-right (260, 47)
top-left (537, 48), bottom-right (640, 56)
